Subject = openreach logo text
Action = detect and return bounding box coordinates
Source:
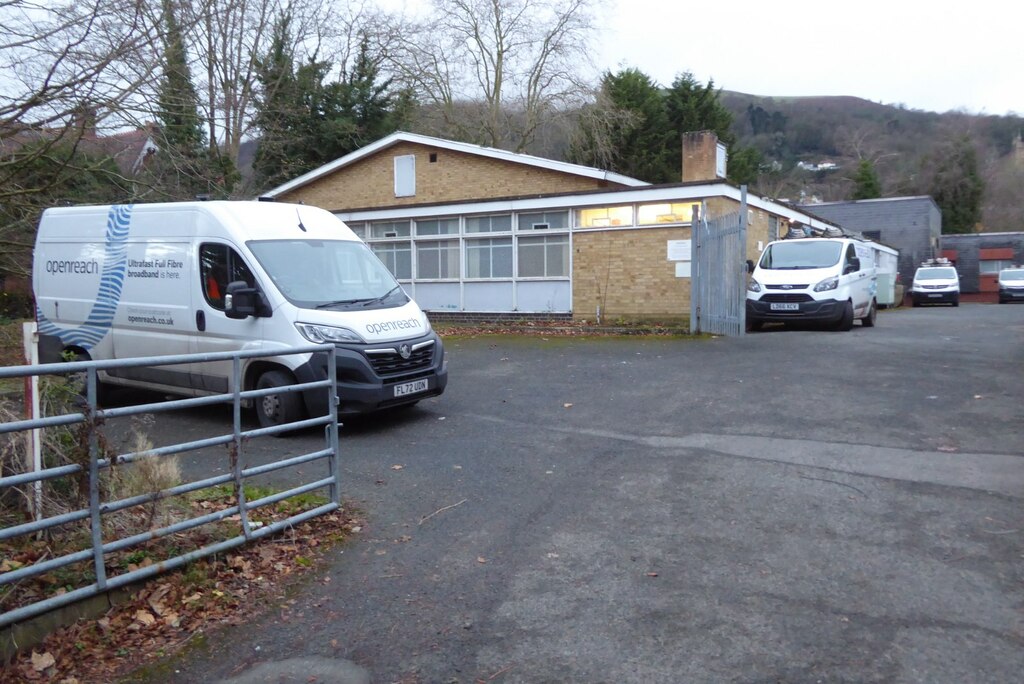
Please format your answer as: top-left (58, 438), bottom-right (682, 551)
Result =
top-left (46, 259), bottom-right (99, 274)
top-left (366, 318), bottom-right (421, 335)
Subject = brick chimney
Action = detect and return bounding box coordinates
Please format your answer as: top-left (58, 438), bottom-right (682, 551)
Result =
top-left (681, 130), bottom-right (727, 182)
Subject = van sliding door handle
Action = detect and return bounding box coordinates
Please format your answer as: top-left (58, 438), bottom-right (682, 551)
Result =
top-left (196, 310), bottom-right (206, 332)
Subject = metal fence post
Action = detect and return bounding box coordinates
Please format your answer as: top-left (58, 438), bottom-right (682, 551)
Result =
top-left (87, 367), bottom-right (107, 591)
top-left (232, 356), bottom-right (251, 539)
top-left (327, 349), bottom-right (340, 507)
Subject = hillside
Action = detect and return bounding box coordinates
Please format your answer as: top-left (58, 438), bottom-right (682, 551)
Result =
top-left (718, 92), bottom-right (1024, 231)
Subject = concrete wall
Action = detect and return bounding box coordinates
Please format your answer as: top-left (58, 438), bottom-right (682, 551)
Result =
top-left (279, 141), bottom-right (628, 210)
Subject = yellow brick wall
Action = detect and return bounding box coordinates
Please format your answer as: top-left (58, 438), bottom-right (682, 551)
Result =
top-left (572, 227), bottom-right (692, 323)
top-left (571, 199), bottom-right (774, 322)
top-left (280, 141), bottom-right (623, 210)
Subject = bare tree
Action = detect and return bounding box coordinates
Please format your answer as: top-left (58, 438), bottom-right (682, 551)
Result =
top-left (0, 0), bottom-right (164, 275)
top-left (384, 0), bottom-right (600, 152)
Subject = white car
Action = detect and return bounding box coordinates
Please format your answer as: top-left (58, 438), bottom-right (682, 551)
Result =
top-left (998, 267), bottom-right (1024, 304)
top-left (911, 265), bottom-right (959, 307)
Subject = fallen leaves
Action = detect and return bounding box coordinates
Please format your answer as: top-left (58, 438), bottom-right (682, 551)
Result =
top-left (1, 510), bottom-right (362, 684)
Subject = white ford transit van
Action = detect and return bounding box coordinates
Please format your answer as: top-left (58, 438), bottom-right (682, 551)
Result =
top-left (746, 236), bottom-right (878, 331)
top-left (32, 201), bottom-right (447, 426)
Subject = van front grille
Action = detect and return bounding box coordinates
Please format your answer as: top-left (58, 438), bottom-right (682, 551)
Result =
top-left (366, 343), bottom-right (435, 377)
top-left (761, 293), bottom-right (814, 303)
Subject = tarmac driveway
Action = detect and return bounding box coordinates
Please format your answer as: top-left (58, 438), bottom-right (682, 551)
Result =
top-left (148, 304), bottom-right (1024, 684)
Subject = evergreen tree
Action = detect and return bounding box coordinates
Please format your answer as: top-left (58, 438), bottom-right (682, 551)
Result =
top-left (727, 147), bottom-right (765, 187)
top-left (567, 68), bottom-right (674, 183)
top-left (664, 72), bottom-right (764, 187)
top-left (253, 18), bottom-right (407, 192)
top-left (928, 136), bottom-right (985, 234)
top-left (851, 159), bottom-right (882, 199)
top-left (664, 72), bottom-right (736, 149)
top-left (151, 0), bottom-right (215, 198)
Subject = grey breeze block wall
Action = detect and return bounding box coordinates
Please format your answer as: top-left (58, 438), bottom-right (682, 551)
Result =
top-left (939, 233), bottom-right (1024, 293)
top-left (800, 197), bottom-right (941, 286)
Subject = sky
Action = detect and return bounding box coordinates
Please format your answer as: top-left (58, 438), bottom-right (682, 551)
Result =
top-left (599, 0), bottom-right (1023, 116)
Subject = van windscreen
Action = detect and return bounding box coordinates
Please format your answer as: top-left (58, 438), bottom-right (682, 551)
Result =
top-left (248, 239), bottom-right (406, 310)
top-left (759, 241), bottom-right (843, 270)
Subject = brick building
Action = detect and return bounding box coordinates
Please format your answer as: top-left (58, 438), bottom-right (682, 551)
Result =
top-left (263, 131), bottom-right (842, 322)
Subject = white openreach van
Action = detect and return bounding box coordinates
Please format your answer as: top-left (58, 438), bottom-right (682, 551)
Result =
top-left (32, 201), bottom-right (447, 426)
top-left (746, 231), bottom-right (879, 331)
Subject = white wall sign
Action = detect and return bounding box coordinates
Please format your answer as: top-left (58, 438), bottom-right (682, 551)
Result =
top-left (667, 239), bottom-right (692, 262)
top-left (675, 262), bottom-right (692, 278)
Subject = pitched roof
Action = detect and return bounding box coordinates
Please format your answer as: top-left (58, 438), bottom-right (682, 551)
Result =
top-left (261, 131), bottom-right (649, 198)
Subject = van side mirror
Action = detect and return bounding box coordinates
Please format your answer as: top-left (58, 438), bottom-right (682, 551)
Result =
top-left (225, 281), bottom-right (269, 319)
top-left (844, 257), bottom-right (860, 275)
top-left (746, 259), bottom-right (755, 274)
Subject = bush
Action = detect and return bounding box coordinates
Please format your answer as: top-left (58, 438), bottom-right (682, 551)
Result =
top-left (0, 291), bottom-right (34, 320)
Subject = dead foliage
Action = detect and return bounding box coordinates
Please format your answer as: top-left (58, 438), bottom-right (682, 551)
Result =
top-left (1, 507), bottom-right (361, 684)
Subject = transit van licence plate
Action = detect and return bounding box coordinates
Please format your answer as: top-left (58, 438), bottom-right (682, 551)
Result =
top-left (770, 303), bottom-right (800, 311)
top-left (394, 379), bottom-right (429, 397)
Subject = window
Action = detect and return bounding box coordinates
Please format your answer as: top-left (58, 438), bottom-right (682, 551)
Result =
top-left (518, 210), bottom-right (568, 231)
top-left (518, 235), bottom-right (569, 278)
top-left (768, 216), bottom-right (779, 241)
top-left (862, 230), bottom-right (881, 241)
top-left (465, 214), bottom-right (512, 233)
top-left (394, 155), bottom-right (415, 197)
top-left (345, 222), bottom-right (366, 239)
top-left (466, 238), bottom-right (512, 278)
top-left (415, 218), bottom-right (459, 236)
top-left (637, 202), bottom-right (699, 225)
top-left (416, 240), bottom-right (460, 279)
top-left (200, 243), bottom-right (256, 310)
top-left (371, 242), bottom-right (412, 279)
top-left (370, 220), bottom-right (411, 238)
top-left (577, 206), bottom-right (633, 228)
top-left (981, 259), bottom-right (1014, 273)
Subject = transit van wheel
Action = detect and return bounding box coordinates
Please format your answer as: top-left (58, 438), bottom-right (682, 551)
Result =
top-left (861, 300), bottom-right (877, 327)
top-left (256, 369), bottom-right (305, 433)
top-left (836, 301), bottom-right (854, 331)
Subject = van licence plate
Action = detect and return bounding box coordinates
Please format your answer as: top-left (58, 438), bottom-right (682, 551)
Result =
top-left (394, 379), bottom-right (429, 397)
top-left (770, 303), bottom-right (800, 311)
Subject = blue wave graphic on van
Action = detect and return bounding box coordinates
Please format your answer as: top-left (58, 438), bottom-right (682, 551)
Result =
top-left (36, 204), bottom-right (132, 350)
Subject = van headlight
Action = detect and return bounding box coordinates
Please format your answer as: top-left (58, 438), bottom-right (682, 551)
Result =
top-left (295, 322), bottom-right (364, 344)
top-left (814, 277), bottom-right (838, 292)
top-left (747, 278), bottom-right (761, 293)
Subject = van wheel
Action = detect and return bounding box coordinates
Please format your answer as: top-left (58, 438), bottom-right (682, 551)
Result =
top-left (836, 301), bottom-right (854, 331)
top-left (861, 300), bottom-right (877, 327)
top-left (69, 350), bottom-right (114, 407)
top-left (952, 296), bottom-right (959, 307)
top-left (256, 370), bottom-right (305, 433)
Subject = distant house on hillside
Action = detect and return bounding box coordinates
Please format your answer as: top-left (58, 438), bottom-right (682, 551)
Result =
top-left (796, 160), bottom-right (839, 172)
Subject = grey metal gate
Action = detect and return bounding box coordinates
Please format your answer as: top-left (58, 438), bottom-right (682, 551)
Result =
top-left (690, 187), bottom-right (749, 336)
top-left (0, 345), bottom-right (340, 629)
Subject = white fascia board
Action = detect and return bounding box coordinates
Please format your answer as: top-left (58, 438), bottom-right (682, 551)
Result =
top-left (335, 182), bottom-right (835, 229)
